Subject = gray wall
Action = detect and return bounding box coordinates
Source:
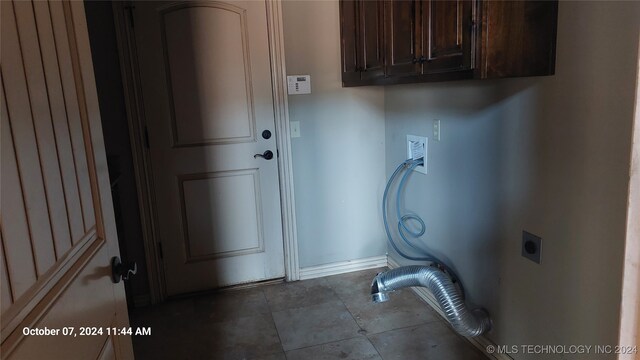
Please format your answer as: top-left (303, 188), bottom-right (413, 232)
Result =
top-left (282, 1), bottom-right (387, 268)
top-left (385, 2), bottom-right (639, 358)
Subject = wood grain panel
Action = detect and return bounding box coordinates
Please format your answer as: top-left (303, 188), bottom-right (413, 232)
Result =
top-left (3, 237), bottom-right (115, 359)
top-left (14, 0), bottom-right (72, 260)
top-left (360, 0), bottom-right (385, 80)
top-left (384, 0), bottom-right (420, 77)
top-left (0, 79), bottom-right (38, 300)
top-left (430, 1), bottom-right (460, 55)
top-left (421, 0), bottom-right (472, 74)
top-left (98, 336), bottom-right (116, 360)
top-left (0, 230), bottom-right (14, 313)
top-left (33, 1), bottom-right (85, 246)
top-left (340, 0), bottom-right (360, 83)
top-left (479, 0), bottom-right (558, 78)
top-left (1, 1), bottom-right (56, 276)
top-left (49, 0), bottom-right (95, 235)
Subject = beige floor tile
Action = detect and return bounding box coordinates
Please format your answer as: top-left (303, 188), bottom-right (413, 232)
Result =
top-left (286, 337), bottom-right (382, 360)
top-left (193, 287), bottom-right (270, 323)
top-left (368, 321), bottom-right (486, 360)
top-left (343, 288), bottom-right (441, 334)
top-left (131, 268), bottom-right (487, 360)
top-left (271, 299), bottom-right (362, 351)
top-left (325, 267), bottom-right (387, 301)
top-left (263, 277), bottom-right (337, 311)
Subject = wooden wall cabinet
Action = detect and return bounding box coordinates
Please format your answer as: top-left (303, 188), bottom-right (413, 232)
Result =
top-left (340, 0), bottom-right (385, 82)
top-left (340, 0), bottom-right (558, 87)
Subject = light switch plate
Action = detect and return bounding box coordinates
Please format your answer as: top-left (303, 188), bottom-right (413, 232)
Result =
top-left (290, 121), bottom-right (300, 138)
top-left (287, 75), bottom-right (311, 95)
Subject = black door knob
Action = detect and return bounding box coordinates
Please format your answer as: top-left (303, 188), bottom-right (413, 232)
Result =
top-left (262, 130), bottom-right (272, 139)
top-left (111, 256), bottom-right (137, 283)
top-left (254, 150), bottom-right (274, 160)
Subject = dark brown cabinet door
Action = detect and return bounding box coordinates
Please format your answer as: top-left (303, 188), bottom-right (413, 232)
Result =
top-left (421, 0), bottom-right (473, 74)
top-left (479, 0), bottom-right (558, 78)
top-left (384, 0), bottom-right (421, 77)
top-left (359, 0), bottom-right (385, 80)
top-left (340, 0), bottom-right (360, 83)
top-left (339, 0), bottom-right (557, 87)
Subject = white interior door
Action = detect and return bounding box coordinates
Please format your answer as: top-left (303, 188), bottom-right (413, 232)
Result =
top-left (1, 1), bottom-right (134, 358)
top-left (132, 0), bottom-right (286, 295)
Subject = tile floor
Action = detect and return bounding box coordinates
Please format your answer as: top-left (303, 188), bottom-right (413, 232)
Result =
top-left (130, 267), bottom-right (487, 360)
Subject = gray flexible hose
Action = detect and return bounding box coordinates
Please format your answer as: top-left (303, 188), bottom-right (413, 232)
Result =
top-left (371, 265), bottom-right (491, 337)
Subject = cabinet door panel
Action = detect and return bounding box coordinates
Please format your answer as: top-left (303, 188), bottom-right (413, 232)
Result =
top-left (479, 0), bottom-right (558, 78)
top-left (384, 0), bottom-right (420, 77)
top-left (422, 0), bottom-right (473, 73)
top-left (359, 0), bottom-right (384, 79)
top-left (340, 0), bottom-right (360, 83)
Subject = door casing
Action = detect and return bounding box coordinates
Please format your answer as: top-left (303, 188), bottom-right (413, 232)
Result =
top-left (111, 0), bottom-right (299, 303)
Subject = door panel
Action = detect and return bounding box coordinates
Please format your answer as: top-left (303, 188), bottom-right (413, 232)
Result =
top-left (385, 0), bottom-right (420, 77)
top-left (1, 89), bottom-right (38, 300)
top-left (7, 243), bottom-right (118, 360)
top-left (98, 336), bottom-right (117, 360)
top-left (134, 0), bottom-right (285, 295)
top-left (162, 5), bottom-right (255, 146)
top-left (49, 0), bottom-right (96, 234)
top-left (422, 0), bottom-right (473, 73)
top-left (340, 0), bottom-right (360, 83)
top-left (0, 233), bottom-right (12, 314)
top-left (180, 171), bottom-right (264, 259)
top-left (430, 1), bottom-right (459, 55)
top-left (14, 1), bottom-right (74, 259)
top-left (0, 1), bottom-right (133, 358)
top-left (359, 0), bottom-right (385, 79)
top-left (32, 0), bottom-right (86, 244)
top-left (2, 2), bottom-right (57, 276)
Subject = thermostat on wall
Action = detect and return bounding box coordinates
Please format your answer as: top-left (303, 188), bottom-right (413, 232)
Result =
top-left (287, 75), bottom-right (311, 95)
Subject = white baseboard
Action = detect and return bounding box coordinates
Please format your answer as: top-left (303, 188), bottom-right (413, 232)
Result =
top-left (299, 255), bottom-right (388, 280)
top-left (387, 257), bottom-right (512, 360)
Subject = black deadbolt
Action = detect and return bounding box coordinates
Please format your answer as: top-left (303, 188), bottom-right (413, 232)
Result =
top-left (262, 130), bottom-right (272, 139)
top-left (524, 240), bottom-right (537, 255)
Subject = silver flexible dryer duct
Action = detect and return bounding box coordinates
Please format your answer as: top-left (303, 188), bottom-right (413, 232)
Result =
top-left (371, 265), bottom-right (492, 337)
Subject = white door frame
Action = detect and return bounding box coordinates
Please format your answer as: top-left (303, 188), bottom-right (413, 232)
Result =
top-left (617, 34), bottom-right (640, 360)
top-left (111, 0), bottom-right (299, 304)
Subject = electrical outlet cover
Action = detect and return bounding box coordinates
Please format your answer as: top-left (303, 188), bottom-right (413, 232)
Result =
top-left (522, 231), bottom-right (542, 264)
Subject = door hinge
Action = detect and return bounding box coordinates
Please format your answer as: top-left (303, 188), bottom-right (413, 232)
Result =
top-left (125, 4), bottom-right (135, 28)
top-left (143, 125), bottom-right (150, 148)
top-left (157, 242), bottom-right (163, 259)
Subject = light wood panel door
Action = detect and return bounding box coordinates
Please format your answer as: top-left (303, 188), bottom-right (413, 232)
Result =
top-left (0, 1), bottom-right (134, 359)
top-left (132, 1), bottom-right (286, 295)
